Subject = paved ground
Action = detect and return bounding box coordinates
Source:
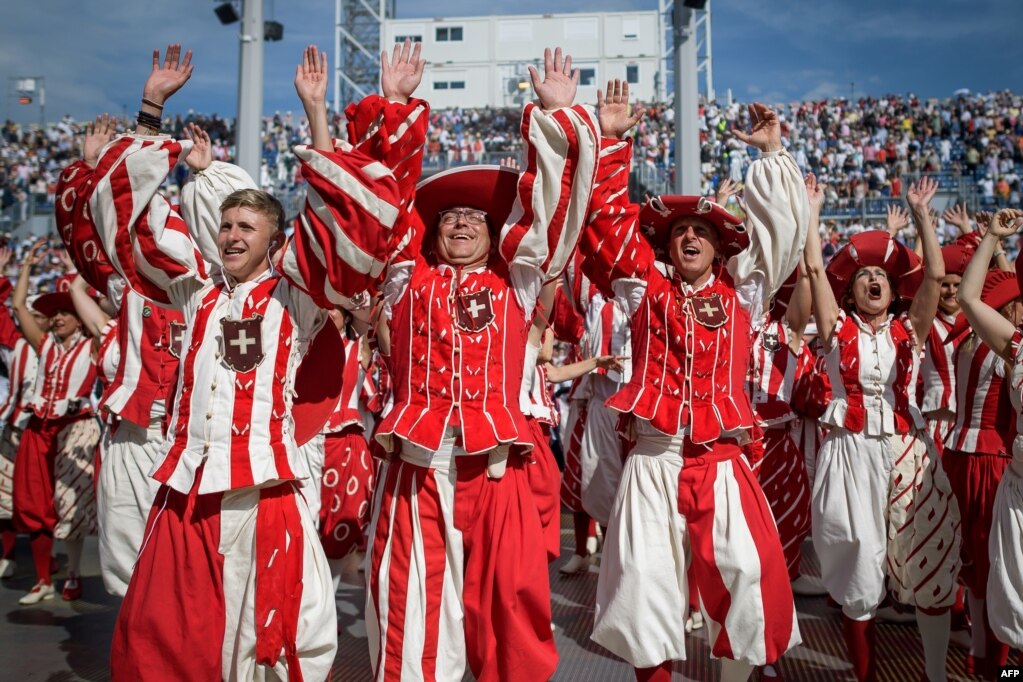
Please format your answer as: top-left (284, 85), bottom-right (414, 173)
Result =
top-left (0, 523), bottom-right (1007, 680)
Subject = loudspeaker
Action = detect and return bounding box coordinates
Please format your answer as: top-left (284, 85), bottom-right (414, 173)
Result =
top-left (264, 21), bottom-right (284, 41)
top-left (214, 2), bottom-right (239, 24)
top-left (683, 0), bottom-right (708, 9)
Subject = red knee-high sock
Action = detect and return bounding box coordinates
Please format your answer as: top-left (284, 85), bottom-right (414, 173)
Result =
top-left (573, 512), bottom-right (591, 557)
top-left (635, 661), bottom-right (673, 682)
top-left (0, 519), bottom-right (15, 559)
top-left (841, 615), bottom-right (877, 682)
top-left (29, 531), bottom-right (53, 585)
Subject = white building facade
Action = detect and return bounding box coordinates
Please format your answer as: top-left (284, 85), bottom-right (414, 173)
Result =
top-left (382, 11), bottom-right (662, 109)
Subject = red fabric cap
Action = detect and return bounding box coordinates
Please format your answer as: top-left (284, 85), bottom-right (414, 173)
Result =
top-left (32, 292), bottom-right (77, 318)
top-left (414, 165), bottom-right (520, 235)
top-left (292, 322), bottom-right (346, 446)
top-left (941, 243), bottom-right (973, 277)
top-left (825, 231), bottom-right (923, 302)
top-left (638, 195), bottom-right (748, 259)
top-left (947, 269), bottom-right (1022, 344)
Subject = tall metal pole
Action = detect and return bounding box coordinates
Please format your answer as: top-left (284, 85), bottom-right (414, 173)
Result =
top-left (673, 4), bottom-right (700, 195)
top-left (235, 0), bottom-right (264, 181)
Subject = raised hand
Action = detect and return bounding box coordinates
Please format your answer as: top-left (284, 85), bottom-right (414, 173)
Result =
top-left (732, 103), bottom-right (782, 153)
top-left (143, 44), bottom-right (193, 106)
top-left (294, 45), bottom-right (329, 106)
top-left (499, 156), bottom-right (521, 172)
top-left (527, 47), bottom-right (578, 110)
top-left (24, 238), bottom-right (47, 266)
top-left (596, 79), bottom-right (646, 140)
top-left (942, 203), bottom-right (972, 234)
top-left (976, 210), bottom-right (992, 235)
top-left (886, 204), bottom-right (910, 236)
top-left (715, 177), bottom-right (740, 206)
top-left (380, 38), bottom-right (426, 103)
top-left (57, 248), bottom-right (76, 272)
top-left (906, 176), bottom-right (939, 213)
top-left (988, 209), bottom-right (1023, 239)
top-left (804, 173), bottom-right (825, 216)
top-left (0, 246), bottom-right (12, 273)
top-left (183, 123), bottom-right (213, 172)
top-left (84, 114), bottom-right (116, 168)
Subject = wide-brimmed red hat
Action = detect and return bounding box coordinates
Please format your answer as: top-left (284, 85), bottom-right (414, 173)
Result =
top-left (826, 231), bottom-right (924, 303)
top-left (639, 195), bottom-right (748, 260)
top-left (947, 269), bottom-right (1022, 343)
top-left (292, 321), bottom-right (346, 447)
top-left (414, 165), bottom-right (520, 234)
top-left (32, 292), bottom-right (77, 318)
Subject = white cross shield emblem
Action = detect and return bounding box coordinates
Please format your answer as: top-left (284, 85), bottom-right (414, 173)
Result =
top-left (454, 288), bottom-right (495, 332)
top-left (689, 294), bottom-right (728, 329)
top-left (168, 321), bottom-right (187, 359)
top-left (220, 315), bottom-right (266, 372)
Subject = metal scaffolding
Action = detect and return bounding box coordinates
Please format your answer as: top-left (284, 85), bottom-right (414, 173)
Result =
top-left (334, 0), bottom-right (394, 114)
top-left (659, 0), bottom-right (714, 103)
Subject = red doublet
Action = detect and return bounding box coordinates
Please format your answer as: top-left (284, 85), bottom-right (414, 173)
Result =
top-left (608, 270), bottom-right (755, 443)
top-left (377, 260), bottom-right (531, 456)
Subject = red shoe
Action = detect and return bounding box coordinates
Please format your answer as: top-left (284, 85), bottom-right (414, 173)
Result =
top-left (965, 654), bottom-right (981, 675)
top-left (61, 573), bottom-right (82, 601)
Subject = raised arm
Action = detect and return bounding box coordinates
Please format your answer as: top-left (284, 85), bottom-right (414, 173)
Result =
top-left (498, 47), bottom-right (599, 304)
top-left (179, 123), bottom-right (257, 266)
top-left (577, 81), bottom-right (652, 304)
top-left (801, 173), bottom-right (840, 345)
top-left (730, 103), bottom-right (810, 317)
top-left (958, 209), bottom-right (1023, 361)
top-left (285, 46), bottom-right (404, 308)
top-left (12, 240), bottom-right (48, 352)
top-left (976, 211), bottom-right (1013, 272)
top-left (0, 247), bottom-right (20, 349)
top-left (69, 275), bottom-right (110, 338)
top-left (906, 177), bottom-right (944, 345)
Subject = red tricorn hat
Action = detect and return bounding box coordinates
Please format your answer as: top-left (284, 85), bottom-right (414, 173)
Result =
top-left (825, 231), bottom-right (924, 302)
top-left (638, 195), bottom-right (748, 260)
top-left (292, 321), bottom-right (346, 446)
top-left (414, 165), bottom-right (520, 236)
top-left (32, 292), bottom-right (77, 318)
top-left (947, 269), bottom-right (1022, 343)
top-left (940, 242), bottom-right (974, 277)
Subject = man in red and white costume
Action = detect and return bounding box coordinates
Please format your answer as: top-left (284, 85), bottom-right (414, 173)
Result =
top-left (583, 83), bottom-right (807, 682)
top-left (58, 44), bottom-right (406, 679)
top-left (357, 45), bottom-right (597, 681)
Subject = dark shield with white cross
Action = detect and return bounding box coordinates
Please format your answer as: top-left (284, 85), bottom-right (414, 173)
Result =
top-left (690, 293), bottom-right (729, 329)
top-left (168, 321), bottom-right (187, 359)
top-left (454, 288), bottom-right (495, 332)
top-left (220, 315), bottom-right (266, 372)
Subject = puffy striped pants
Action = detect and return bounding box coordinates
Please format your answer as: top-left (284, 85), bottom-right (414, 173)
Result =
top-left (368, 437), bottom-right (556, 681)
top-left (593, 430), bottom-right (800, 667)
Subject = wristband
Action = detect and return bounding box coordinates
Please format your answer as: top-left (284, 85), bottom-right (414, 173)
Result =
top-left (141, 97), bottom-right (164, 110)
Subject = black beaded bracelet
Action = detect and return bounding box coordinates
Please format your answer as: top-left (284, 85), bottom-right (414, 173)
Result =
top-left (136, 110), bottom-right (162, 131)
top-left (141, 97), bottom-right (164, 110)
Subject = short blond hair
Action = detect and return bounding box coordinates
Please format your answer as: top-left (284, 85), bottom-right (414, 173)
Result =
top-left (220, 189), bottom-right (285, 233)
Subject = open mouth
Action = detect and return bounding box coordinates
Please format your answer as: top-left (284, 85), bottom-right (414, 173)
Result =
top-left (223, 247), bottom-right (245, 257)
top-left (449, 233), bottom-right (474, 241)
top-left (867, 282), bottom-right (883, 300)
top-left (681, 245), bottom-right (701, 258)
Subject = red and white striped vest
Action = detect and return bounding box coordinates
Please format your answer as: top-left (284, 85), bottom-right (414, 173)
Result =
top-left (749, 319), bottom-right (801, 428)
top-left (376, 259), bottom-right (532, 456)
top-left (947, 336), bottom-right (1015, 454)
top-left (323, 336), bottom-right (368, 434)
top-left (608, 270), bottom-right (756, 443)
top-left (0, 337), bottom-right (39, 429)
top-left (30, 332), bottom-right (97, 420)
top-left (919, 313), bottom-right (958, 414)
top-left (822, 311), bottom-right (923, 436)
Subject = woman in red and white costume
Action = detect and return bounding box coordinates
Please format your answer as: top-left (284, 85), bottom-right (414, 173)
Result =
top-left (60, 43), bottom-right (407, 679)
top-left (0, 249), bottom-right (43, 580)
top-left (584, 85), bottom-right (807, 682)
top-left (956, 208), bottom-right (1023, 674)
top-left (11, 239), bottom-right (100, 605)
top-left (804, 174), bottom-right (962, 682)
top-left (942, 268), bottom-right (1020, 679)
top-left (362, 45), bottom-right (597, 681)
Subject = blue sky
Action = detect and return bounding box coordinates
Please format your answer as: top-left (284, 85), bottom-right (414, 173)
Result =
top-left (2, 0), bottom-right (1020, 124)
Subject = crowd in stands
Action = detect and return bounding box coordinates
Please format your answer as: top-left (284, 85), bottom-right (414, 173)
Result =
top-left (2, 89), bottom-right (1021, 265)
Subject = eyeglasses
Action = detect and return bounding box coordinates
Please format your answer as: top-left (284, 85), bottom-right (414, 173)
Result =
top-left (439, 209), bottom-right (488, 226)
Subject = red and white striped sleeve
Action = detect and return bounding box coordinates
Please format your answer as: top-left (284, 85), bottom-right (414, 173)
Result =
top-left (499, 103), bottom-right (599, 291)
top-left (283, 141), bottom-right (403, 307)
top-left (55, 161), bottom-right (120, 294)
top-left (577, 137), bottom-right (655, 302)
top-left (70, 135), bottom-right (209, 308)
